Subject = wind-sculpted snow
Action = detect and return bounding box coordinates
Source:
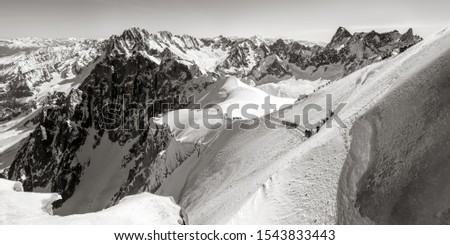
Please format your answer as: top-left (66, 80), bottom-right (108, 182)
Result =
top-left (0, 179), bottom-right (185, 225)
top-left (1, 26), bottom-right (428, 224)
top-left (339, 28), bottom-right (450, 224)
top-left (154, 26), bottom-right (450, 224)
top-left (0, 27), bottom-right (421, 126)
top-left (7, 38), bottom-right (210, 214)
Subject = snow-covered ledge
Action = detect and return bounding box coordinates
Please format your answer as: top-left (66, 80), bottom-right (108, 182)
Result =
top-left (0, 179), bottom-right (186, 225)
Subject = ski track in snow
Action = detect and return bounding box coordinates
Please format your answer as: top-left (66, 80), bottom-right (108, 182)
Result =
top-left (2, 26), bottom-right (450, 224)
top-left (159, 26), bottom-right (450, 224)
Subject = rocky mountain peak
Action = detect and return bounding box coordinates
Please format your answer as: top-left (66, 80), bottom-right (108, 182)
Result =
top-left (160, 47), bottom-right (175, 61)
top-left (335, 26), bottom-right (352, 36)
top-left (272, 39), bottom-right (287, 47)
top-left (327, 26), bottom-right (352, 49)
top-left (250, 35), bottom-right (264, 46)
top-left (257, 42), bottom-right (271, 57)
top-left (107, 27), bottom-right (152, 57)
top-left (400, 28), bottom-right (416, 44)
top-left (178, 34), bottom-right (201, 50)
top-left (122, 27), bottom-right (150, 40)
top-left (1, 25), bottom-right (427, 219)
top-left (269, 39), bottom-right (289, 59)
top-left (155, 31), bottom-right (174, 42)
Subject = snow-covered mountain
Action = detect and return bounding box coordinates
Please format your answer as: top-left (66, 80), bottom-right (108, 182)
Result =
top-left (1, 25), bottom-right (434, 225)
top-left (0, 179), bottom-right (186, 224)
top-left (0, 26), bottom-right (417, 171)
top-left (158, 26), bottom-right (450, 225)
top-left (0, 27), bottom-right (420, 123)
top-left (5, 32), bottom-right (209, 214)
top-left (0, 38), bottom-right (105, 123)
top-left (0, 38), bottom-right (96, 57)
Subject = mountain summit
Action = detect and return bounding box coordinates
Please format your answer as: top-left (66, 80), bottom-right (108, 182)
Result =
top-left (0, 26), bottom-right (429, 224)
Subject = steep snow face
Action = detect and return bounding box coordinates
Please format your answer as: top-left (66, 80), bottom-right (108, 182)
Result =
top-left (226, 127), bottom-right (347, 225)
top-left (156, 77), bottom-right (297, 202)
top-left (0, 105), bottom-right (44, 172)
top-left (1, 26), bottom-right (427, 224)
top-left (6, 44), bottom-right (211, 215)
top-left (52, 129), bottom-right (138, 215)
top-left (338, 28), bottom-right (450, 225)
top-left (157, 120), bottom-right (307, 224)
top-left (0, 179), bottom-right (185, 225)
top-left (156, 26), bottom-right (450, 225)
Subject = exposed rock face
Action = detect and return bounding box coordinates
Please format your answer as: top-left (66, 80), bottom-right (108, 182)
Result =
top-left (5, 26), bottom-right (423, 214)
top-left (0, 168), bottom-right (8, 179)
top-left (327, 27), bottom-right (353, 50)
top-left (212, 27), bottom-right (422, 82)
top-left (7, 31), bottom-right (209, 211)
top-left (270, 39), bottom-right (290, 60)
top-left (400, 28), bottom-right (416, 45)
top-left (267, 27), bottom-right (423, 80)
top-left (215, 39), bottom-right (259, 76)
top-left (249, 54), bottom-right (292, 82)
top-left (0, 27), bottom-right (422, 121)
top-left (110, 121), bottom-right (198, 206)
top-left (8, 89), bottom-right (86, 204)
top-left (0, 39), bottom-right (104, 96)
top-left (0, 38), bottom-right (105, 122)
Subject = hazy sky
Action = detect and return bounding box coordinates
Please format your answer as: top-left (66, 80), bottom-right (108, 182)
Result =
top-left (0, 0), bottom-right (448, 42)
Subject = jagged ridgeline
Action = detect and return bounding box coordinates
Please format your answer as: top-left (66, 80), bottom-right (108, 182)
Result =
top-left (3, 26), bottom-right (422, 214)
top-left (6, 29), bottom-right (210, 212)
top-left (0, 27), bottom-right (421, 123)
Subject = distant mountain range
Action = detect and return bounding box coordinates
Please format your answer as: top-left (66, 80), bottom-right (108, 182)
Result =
top-left (0, 27), bottom-right (421, 123)
top-left (0, 26), bottom-right (432, 225)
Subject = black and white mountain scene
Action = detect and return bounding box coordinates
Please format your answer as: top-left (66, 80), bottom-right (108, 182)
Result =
top-left (0, 0), bottom-right (449, 226)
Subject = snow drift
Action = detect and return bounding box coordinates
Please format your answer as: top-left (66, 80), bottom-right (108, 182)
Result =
top-left (338, 27), bottom-right (450, 225)
top-left (156, 26), bottom-right (450, 224)
top-left (0, 179), bottom-right (185, 225)
top-left (1, 26), bottom-right (445, 225)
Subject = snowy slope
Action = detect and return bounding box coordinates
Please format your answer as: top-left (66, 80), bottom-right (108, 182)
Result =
top-left (257, 77), bottom-right (322, 98)
top-left (0, 107), bottom-right (43, 171)
top-left (0, 55), bottom-right (101, 169)
top-left (1, 26), bottom-right (429, 225)
top-left (158, 76), bottom-right (295, 144)
top-left (0, 39), bottom-right (103, 97)
top-left (157, 26), bottom-right (450, 225)
top-left (0, 179), bottom-right (184, 225)
top-left (337, 27), bottom-right (450, 225)
top-left (53, 129), bottom-right (139, 215)
top-left (197, 76), bottom-right (295, 118)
